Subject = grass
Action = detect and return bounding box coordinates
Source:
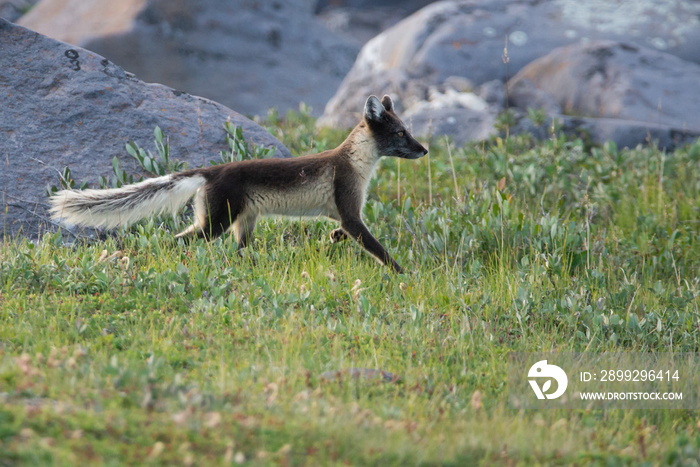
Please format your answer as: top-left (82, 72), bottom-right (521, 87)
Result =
top-left (1, 108), bottom-right (699, 465)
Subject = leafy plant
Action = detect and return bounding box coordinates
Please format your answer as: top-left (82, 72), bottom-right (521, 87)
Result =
top-left (526, 107), bottom-right (547, 127)
top-left (46, 166), bottom-right (88, 197)
top-left (214, 121), bottom-right (275, 165)
top-left (50, 126), bottom-right (188, 191)
top-left (494, 108), bottom-right (517, 134)
top-left (97, 155), bottom-right (136, 189)
top-left (125, 126), bottom-right (187, 176)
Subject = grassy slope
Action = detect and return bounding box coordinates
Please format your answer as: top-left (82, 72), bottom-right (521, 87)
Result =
top-left (1, 110), bottom-right (699, 465)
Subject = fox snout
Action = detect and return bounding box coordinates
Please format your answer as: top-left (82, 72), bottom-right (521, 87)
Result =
top-left (394, 130), bottom-right (428, 160)
top-left (403, 137), bottom-right (428, 160)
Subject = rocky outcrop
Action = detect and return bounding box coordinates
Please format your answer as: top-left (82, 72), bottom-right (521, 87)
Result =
top-left (508, 41), bottom-right (700, 147)
top-left (0, 19), bottom-right (290, 238)
top-left (315, 0), bottom-right (436, 45)
top-left (0, 0), bottom-right (36, 22)
top-left (17, 0), bottom-right (361, 117)
top-left (319, 0), bottom-right (700, 148)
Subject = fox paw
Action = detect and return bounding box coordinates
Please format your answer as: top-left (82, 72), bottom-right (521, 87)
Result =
top-left (330, 228), bottom-right (348, 243)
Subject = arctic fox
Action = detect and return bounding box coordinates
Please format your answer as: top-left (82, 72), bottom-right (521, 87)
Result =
top-left (50, 95), bottom-right (428, 273)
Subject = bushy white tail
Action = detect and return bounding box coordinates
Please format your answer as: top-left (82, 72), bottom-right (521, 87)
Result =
top-left (49, 174), bottom-right (206, 229)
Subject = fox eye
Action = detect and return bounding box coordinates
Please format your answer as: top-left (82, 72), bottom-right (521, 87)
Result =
top-left (397, 131), bottom-right (405, 137)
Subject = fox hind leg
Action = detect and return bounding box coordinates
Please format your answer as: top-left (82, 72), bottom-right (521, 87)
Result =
top-left (179, 187), bottom-right (246, 241)
top-left (232, 210), bottom-right (258, 251)
top-left (175, 187), bottom-right (211, 239)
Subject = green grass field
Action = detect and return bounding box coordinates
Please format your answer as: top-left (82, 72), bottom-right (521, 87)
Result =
top-left (1, 111), bottom-right (699, 465)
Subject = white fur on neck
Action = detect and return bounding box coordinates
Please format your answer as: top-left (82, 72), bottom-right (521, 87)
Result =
top-left (342, 126), bottom-right (382, 210)
top-left (345, 126), bottom-right (381, 182)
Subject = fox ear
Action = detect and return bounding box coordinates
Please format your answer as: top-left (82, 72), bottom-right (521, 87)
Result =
top-left (364, 95), bottom-right (384, 121)
top-left (381, 95), bottom-right (393, 112)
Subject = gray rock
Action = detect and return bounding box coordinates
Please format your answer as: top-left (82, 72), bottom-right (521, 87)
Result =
top-left (17, 0), bottom-right (361, 117)
top-left (506, 79), bottom-right (562, 115)
top-left (315, 0), bottom-right (438, 45)
top-left (561, 117), bottom-right (699, 150)
top-left (511, 114), bottom-right (699, 150)
top-left (402, 87), bottom-right (498, 146)
top-left (406, 107), bottom-right (496, 147)
top-left (508, 41), bottom-right (700, 148)
top-left (319, 0), bottom-right (700, 143)
top-left (319, 68), bottom-right (415, 129)
top-left (319, 69), bottom-right (501, 145)
top-left (0, 19), bottom-right (290, 239)
top-left (0, 0), bottom-right (36, 22)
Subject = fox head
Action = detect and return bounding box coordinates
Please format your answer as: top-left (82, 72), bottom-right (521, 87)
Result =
top-left (364, 95), bottom-right (428, 160)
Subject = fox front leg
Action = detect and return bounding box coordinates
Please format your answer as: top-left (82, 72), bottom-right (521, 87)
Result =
top-left (340, 217), bottom-right (404, 274)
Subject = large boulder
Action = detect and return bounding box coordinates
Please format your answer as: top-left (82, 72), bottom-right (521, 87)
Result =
top-left (314, 0), bottom-right (437, 45)
top-left (0, 0), bottom-right (37, 21)
top-left (508, 41), bottom-right (700, 147)
top-left (0, 19), bottom-right (290, 239)
top-left (319, 0), bottom-right (700, 147)
top-left (16, 0), bottom-right (361, 117)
